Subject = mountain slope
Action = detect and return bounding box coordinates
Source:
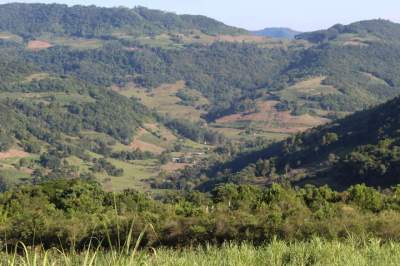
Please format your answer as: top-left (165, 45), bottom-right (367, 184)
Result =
top-left (2, 4), bottom-right (400, 192)
top-left (252, 27), bottom-right (301, 39)
top-left (0, 3), bottom-right (246, 38)
top-left (201, 96), bottom-right (400, 190)
top-left (296, 19), bottom-right (400, 44)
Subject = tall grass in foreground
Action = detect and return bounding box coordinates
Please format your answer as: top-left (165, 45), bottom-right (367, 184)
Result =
top-left (1, 238), bottom-right (400, 266)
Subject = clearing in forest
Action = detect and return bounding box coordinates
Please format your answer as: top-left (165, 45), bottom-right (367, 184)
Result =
top-left (0, 149), bottom-right (29, 160)
top-left (27, 40), bottom-right (53, 50)
top-left (112, 81), bottom-right (208, 121)
top-left (215, 100), bottom-right (329, 135)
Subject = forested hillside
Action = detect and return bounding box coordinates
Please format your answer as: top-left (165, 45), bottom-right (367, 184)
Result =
top-left (1, 4), bottom-right (400, 193)
top-left (183, 95), bottom-right (400, 191)
top-left (0, 3), bottom-right (245, 37)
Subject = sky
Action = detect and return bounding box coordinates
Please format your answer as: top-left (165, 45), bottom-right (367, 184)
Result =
top-left (1, 0), bottom-right (399, 31)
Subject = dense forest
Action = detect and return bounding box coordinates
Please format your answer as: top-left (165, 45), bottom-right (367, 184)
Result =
top-left (0, 3), bottom-right (244, 38)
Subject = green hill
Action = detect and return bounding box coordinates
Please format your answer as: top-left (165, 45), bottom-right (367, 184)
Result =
top-left (1, 4), bottom-right (400, 192)
top-left (297, 19), bottom-right (400, 44)
top-left (0, 3), bottom-right (245, 38)
top-left (192, 95), bottom-right (400, 190)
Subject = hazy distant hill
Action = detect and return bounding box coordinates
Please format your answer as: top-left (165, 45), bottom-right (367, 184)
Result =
top-left (252, 27), bottom-right (301, 39)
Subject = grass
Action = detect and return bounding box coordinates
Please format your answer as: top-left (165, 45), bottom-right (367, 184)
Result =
top-left (31, 34), bottom-right (104, 50)
top-left (50, 37), bottom-right (103, 50)
top-left (99, 159), bottom-right (160, 192)
top-left (114, 82), bottom-right (207, 122)
top-left (0, 154), bottom-right (38, 185)
top-left (276, 76), bottom-right (340, 101)
top-left (0, 92), bottom-right (95, 104)
top-left (136, 34), bottom-right (183, 49)
top-left (2, 238), bottom-right (400, 265)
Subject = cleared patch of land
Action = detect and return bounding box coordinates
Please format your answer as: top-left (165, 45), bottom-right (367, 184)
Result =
top-left (0, 32), bottom-right (22, 42)
top-left (278, 76), bottom-right (340, 99)
top-left (361, 72), bottom-right (389, 86)
top-left (112, 81), bottom-right (208, 121)
top-left (0, 92), bottom-right (95, 104)
top-left (0, 149), bottom-right (29, 160)
top-left (100, 159), bottom-right (160, 192)
top-left (215, 34), bottom-right (269, 43)
top-left (27, 40), bottom-right (53, 50)
top-left (162, 162), bottom-right (189, 173)
top-left (22, 73), bottom-right (50, 83)
top-left (113, 79), bottom-right (331, 142)
top-left (130, 139), bottom-right (166, 154)
top-left (129, 127), bottom-right (168, 154)
top-left (332, 33), bottom-right (380, 47)
top-left (214, 100), bottom-right (329, 135)
top-left (50, 37), bottom-right (103, 49)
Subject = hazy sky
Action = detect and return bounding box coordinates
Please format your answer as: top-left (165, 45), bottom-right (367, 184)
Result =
top-left (1, 0), bottom-right (399, 31)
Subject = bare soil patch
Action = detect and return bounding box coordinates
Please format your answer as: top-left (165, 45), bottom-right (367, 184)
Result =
top-left (216, 100), bottom-right (329, 134)
top-left (343, 38), bottom-right (369, 47)
top-left (216, 35), bottom-right (268, 43)
top-left (0, 149), bottom-right (29, 160)
top-left (124, 47), bottom-right (142, 52)
top-left (27, 40), bottom-right (53, 50)
top-left (130, 140), bottom-right (165, 154)
top-left (129, 128), bottom-right (165, 154)
top-left (162, 162), bottom-right (189, 172)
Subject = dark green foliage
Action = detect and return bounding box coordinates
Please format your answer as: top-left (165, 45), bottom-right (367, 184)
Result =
top-left (297, 19), bottom-right (400, 44)
top-left (90, 158), bottom-right (124, 177)
top-left (23, 42), bottom-right (289, 119)
top-left (164, 118), bottom-right (225, 145)
top-left (1, 180), bottom-right (400, 249)
top-left (0, 132), bottom-right (14, 152)
top-left (0, 76), bottom-right (149, 152)
top-left (0, 3), bottom-right (244, 38)
top-left (201, 96), bottom-right (400, 190)
top-left (2, 11), bottom-right (400, 122)
top-left (111, 149), bottom-right (156, 161)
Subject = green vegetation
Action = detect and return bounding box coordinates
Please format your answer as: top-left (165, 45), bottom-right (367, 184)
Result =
top-left (1, 180), bottom-right (400, 249)
top-left (2, 239), bottom-right (400, 265)
top-left (182, 95), bottom-right (400, 191)
top-left (1, 4), bottom-right (400, 264)
top-left (0, 3), bottom-right (244, 38)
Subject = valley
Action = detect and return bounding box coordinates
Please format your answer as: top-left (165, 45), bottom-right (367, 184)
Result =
top-left (0, 3), bottom-right (400, 265)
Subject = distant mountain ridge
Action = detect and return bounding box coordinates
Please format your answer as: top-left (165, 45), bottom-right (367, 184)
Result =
top-left (0, 3), bottom-right (246, 38)
top-left (296, 19), bottom-right (400, 43)
top-left (252, 27), bottom-right (301, 39)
